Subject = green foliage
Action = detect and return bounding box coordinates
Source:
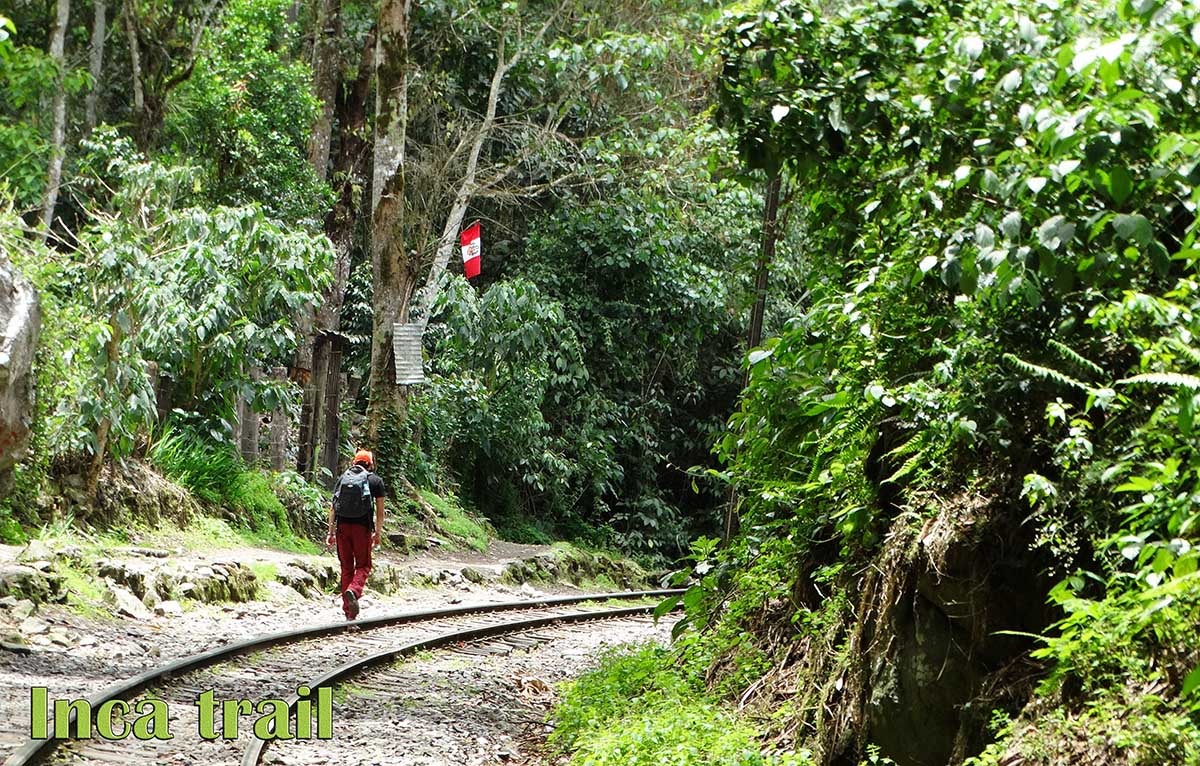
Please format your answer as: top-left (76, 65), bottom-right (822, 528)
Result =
top-left (165, 0), bottom-right (330, 224)
top-left (0, 505), bottom-right (25, 544)
top-left (31, 134), bottom-right (330, 462)
top-left (0, 16), bottom-right (53, 209)
top-left (416, 489), bottom-right (491, 552)
top-left (676, 0), bottom-right (1200, 759)
top-left (422, 277), bottom-right (596, 523)
top-left (148, 425), bottom-right (315, 551)
top-left (550, 644), bottom-right (811, 766)
top-left (147, 427), bottom-right (241, 504)
top-left (439, 126), bottom-right (760, 556)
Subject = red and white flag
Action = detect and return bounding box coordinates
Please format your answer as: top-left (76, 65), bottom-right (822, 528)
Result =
top-left (460, 222), bottom-right (481, 279)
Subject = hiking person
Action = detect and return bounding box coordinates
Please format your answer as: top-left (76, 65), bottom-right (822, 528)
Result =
top-left (326, 449), bottom-right (385, 620)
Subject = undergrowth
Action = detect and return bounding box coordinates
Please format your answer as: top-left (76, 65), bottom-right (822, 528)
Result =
top-left (549, 644), bottom-right (812, 766)
top-left (965, 577), bottom-right (1200, 766)
top-left (416, 489), bottom-right (490, 552)
top-left (148, 426), bottom-right (318, 552)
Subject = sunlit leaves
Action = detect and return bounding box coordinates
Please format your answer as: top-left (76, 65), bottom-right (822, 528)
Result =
top-left (58, 140), bottom-right (331, 460)
top-left (1112, 213), bottom-right (1152, 247)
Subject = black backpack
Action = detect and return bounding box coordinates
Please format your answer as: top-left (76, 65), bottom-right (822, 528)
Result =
top-left (333, 466), bottom-right (373, 520)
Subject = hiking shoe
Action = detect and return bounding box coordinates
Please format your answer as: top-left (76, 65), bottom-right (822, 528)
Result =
top-left (343, 589), bottom-right (359, 620)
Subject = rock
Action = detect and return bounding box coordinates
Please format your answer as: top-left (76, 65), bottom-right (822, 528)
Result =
top-left (291, 558), bottom-right (339, 590)
top-left (366, 562), bottom-right (405, 595)
top-left (387, 531), bottom-right (429, 552)
top-left (0, 563), bottom-right (65, 604)
top-left (154, 600), bottom-right (183, 617)
top-left (47, 627), bottom-right (73, 647)
top-left (261, 581), bottom-right (304, 604)
top-left (275, 565), bottom-right (320, 598)
top-left (460, 567), bottom-right (489, 585)
top-left (0, 633), bottom-right (30, 653)
top-left (141, 586), bottom-right (161, 609)
top-left (0, 253), bottom-right (39, 497)
top-left (17, 539), bottom-right (53, 564)
top-left (176, 561), bottom-right (257, 603)
top-left (120, 547), bottom-right (171, 558)
top-left (105, 581), bottom-right (154, 620)
top-left (519, 583), bottom-right (543, 599)
top-left (11, 599), bottom-right (35, 620)
top-left (18, 616), bottom-right (49, 635)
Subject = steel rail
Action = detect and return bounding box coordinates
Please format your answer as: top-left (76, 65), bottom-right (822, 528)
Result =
top-left (4, 589), bottom-right (680, 766)
top-left (241, 603), bottom-right (670, 766)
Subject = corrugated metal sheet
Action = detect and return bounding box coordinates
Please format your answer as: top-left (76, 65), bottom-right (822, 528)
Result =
top-left (392, 323), bottom-right (426, 385)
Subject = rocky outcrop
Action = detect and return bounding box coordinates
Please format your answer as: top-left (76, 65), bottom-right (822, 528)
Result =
top-left (776, 495), bottom-right (1055, 766)
top-left (500, 546), bottom-right (650, 590)
top-left (0, 254), bottom-right (39, 498)
top-left (0, 563), bottom-right (65, 604)
top-left (47, 462), bottom-right (201, 528)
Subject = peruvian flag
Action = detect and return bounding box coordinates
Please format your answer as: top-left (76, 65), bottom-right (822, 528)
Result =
top-left (460, 221), bottom-right (481, 279)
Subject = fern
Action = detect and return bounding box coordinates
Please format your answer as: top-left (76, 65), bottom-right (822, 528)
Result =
top-left (1116, 372), bottom-right (1200, 390)
top-left (1002, 353), bottom-right (1092, 392)
top-left (1048, 339), bottom-right (1104, 378)
top-left (1166, 338), bottom-right (1200, 368)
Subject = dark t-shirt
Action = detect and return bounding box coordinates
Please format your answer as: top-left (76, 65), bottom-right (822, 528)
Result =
top-left (334, 470), bottom-right (386, 527)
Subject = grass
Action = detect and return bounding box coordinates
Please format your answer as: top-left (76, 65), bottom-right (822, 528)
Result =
top-left (417, 490), bottom-right (490, 552)
top-left (148, 425), bottom-right (318, 553)
top-left (0, 505), bottom-right (26, 545)
top-left (549, 644), bottom-right (811, 766)
top-left (247, 562), bottom-right (279, 599)
top-left (56, 560), bottom-right (107, 617)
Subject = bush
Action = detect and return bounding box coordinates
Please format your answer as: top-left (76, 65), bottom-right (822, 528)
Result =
top-left (148, 425), bottom-right (316, 551)
top-left (147, 427), bottom-right (241, 504)
top-left (550, 644), bottom-right (810, 766)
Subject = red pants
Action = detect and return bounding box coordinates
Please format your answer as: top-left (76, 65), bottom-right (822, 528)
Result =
top-left (336, 522), bottom-right (373, 615)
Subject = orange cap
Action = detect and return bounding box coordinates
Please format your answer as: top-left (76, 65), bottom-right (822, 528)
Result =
top-left (353, 449), bottom-right (374, 469)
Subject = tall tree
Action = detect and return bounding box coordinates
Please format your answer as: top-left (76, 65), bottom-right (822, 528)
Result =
top-left (307, 0), bottom-right (340, 182)
top-left (39, 0), bottom-right (70, 239)
top-left (365, 0), bottom-right (413, 442)
top-left (122, 0), bottom-right (220, 149)
top-left (85, 0), bottom-right (108, 133)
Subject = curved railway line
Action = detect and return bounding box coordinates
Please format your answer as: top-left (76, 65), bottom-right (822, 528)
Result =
top-left (3, 590), bottom-right (682, 766)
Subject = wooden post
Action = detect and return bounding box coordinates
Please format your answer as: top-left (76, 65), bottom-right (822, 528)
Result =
top-left (320, 338), bottom-right (344, 489)
top-left (269, 366), bottom-right (288, 472)
top-left (155, 371), bottom-right (173, 425)
top-left (239, 367), bottom-right (261, 465)
top-left (298, 336), bottom-right (329, 479)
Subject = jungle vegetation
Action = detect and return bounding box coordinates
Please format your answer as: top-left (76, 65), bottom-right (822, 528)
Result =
top-left (2, 0), bottom-right (1200, 763)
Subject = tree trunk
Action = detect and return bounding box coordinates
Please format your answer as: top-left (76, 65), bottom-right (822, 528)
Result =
top-left (365, 0), bottom-right (413, 444)
top-left (724, 172), bottom-right (782, 543)
top-left (308, 0), bottom-right (341, 183)
top-left (291, 26), bottom-right (373, 477)
top-left (312, 335), bottom-right (330, 473)
top-left (85, 0), bottom-right (108, 133)
top-left (321, 342), bottom-right (344, 488)
top-left (238, 367), bottom-right (261, 465)
top-left (746, 173), bottom-right (781, 356)
top-left (299, 335), bottom-right (329, 480)
top-left (269, 366), bottom-right (288, 471)
top-left (87, 319), bottom-right (122, 500)
top-left (39, 0), bottom-right (70, 241)
top-left (123, 0), bottom-right (145, 141)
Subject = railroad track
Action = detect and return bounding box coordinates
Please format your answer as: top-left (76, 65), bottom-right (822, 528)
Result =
top-left (3, 590), bottom-right (681, 766)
